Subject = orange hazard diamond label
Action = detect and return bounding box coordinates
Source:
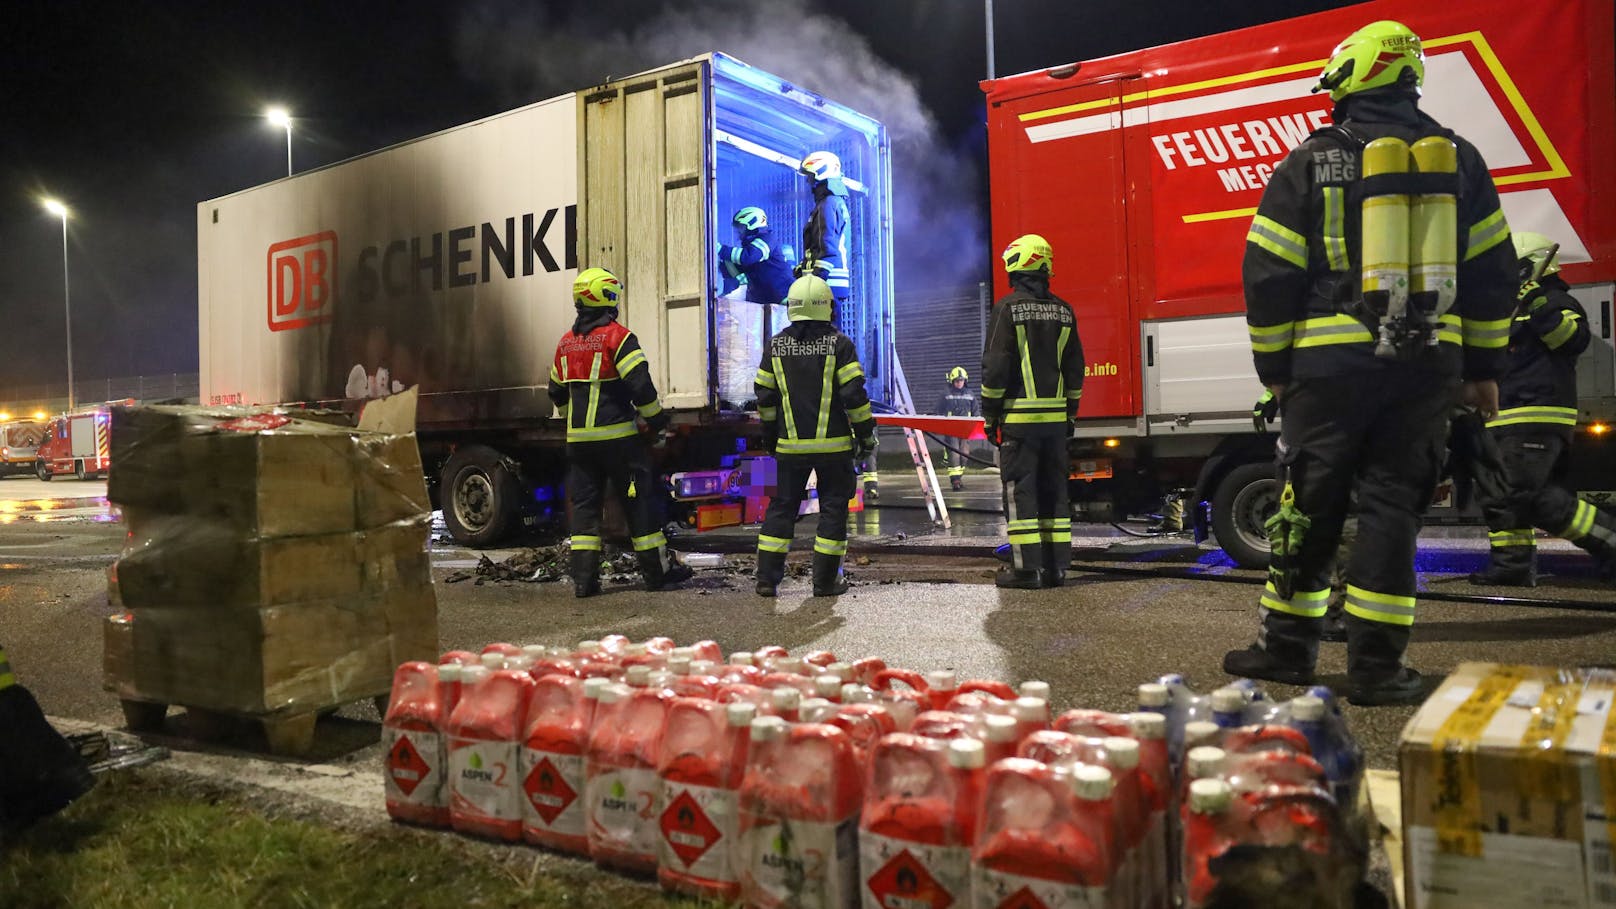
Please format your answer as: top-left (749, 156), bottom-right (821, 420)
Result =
top-left (867, 849), bottom-right (954, 909)
top-left (387, 734), bottom-right (432, 797)
top-left (998, 887), bottom-right (1050, 909)
top-left (522, 757), bottom-right (578, 825)
top-left (659, 790), bottom-right (722, 867)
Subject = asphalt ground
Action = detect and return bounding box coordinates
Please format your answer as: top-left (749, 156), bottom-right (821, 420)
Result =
top-left (2, 469), bottom-right (1612, 777)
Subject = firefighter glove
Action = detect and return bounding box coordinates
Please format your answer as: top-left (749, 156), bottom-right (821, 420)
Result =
top-left (645, 410), bottom-right (671, 435)
top-left (855, 434), bottom-right (878, 459)
top-left (985, 421), bottom-right (1004, 448)
top-left (1252, 389), bottom-right (1280, 433)
top-left (760, 434), bottom-right (777, 454)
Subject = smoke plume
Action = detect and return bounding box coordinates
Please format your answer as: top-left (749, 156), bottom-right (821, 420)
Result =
top-left (454, 0), bottom-right (986, 293)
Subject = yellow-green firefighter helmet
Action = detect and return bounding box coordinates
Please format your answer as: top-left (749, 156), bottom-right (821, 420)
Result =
top-left (786, 274), bottom-right (834, 322)
top-left (1512, 230), bottom-right (1561, 277)
top-left (572, 267), bottom-right (624, 307)
top-left (1314, 20), bottom-right (1425, 103)
top-left (947, 366), bottom-right (968, 383)
top-left (1002, 234), bottom-right (1054, 277)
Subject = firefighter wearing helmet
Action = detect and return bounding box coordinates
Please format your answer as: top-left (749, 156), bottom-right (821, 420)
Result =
top-left (980, 234), bottom-right (1085, 589)
top-left (547, 267), bottom-right (691, 597)
top-left (752, 274), bottom-right (877, 598)
top-left (938, 366), bottom-right (978, 491)
top-left (719, 206), bottom-right (794, 306)
top-left (798, 149), bottom-right (867, 497)
top-left (1469, 231), bottom-right (1616, 585)
top-left (1223, 20), bottom-right (1518, 705)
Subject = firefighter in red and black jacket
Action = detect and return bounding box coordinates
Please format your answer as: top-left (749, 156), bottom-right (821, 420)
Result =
top-left (1223, 21), bottom-right (1517, 705)
top-left (980, 234), bottom-right (1084, 590)
top-left (1469, 231), bottom-right (1616, 585)
top-left (548, 267), bottom-right (691, 597)
top-left (753, 274), bottom-right (877, 598)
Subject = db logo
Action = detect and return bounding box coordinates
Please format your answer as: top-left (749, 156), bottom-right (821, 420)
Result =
top-left (267, 231), bottom-right (337, 331)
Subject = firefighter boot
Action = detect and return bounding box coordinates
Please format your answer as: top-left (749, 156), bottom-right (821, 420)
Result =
top-left (950, 475), bottom-right (964, 492)
top-left (811, 552), bottom-right (849, 597)
top-left (571, 549), bottom-right (602, 599)
top-left (1468, 539), bottom-right (1537, 587)
top-left (1345, 616), bottom-right (1423, 706)
top-left (0, 683), bottom-right (97, 838)
top-left (640, 549), bottom-right (694, 592)
top-left (755, 551), bottom-right (786, 598)
top-left (1320, 597), bottom-right (1348, 643)
top-left (1222, 612), bottom-right (1318, 686)
top-left (995, 568), bottom-right (1044, 590)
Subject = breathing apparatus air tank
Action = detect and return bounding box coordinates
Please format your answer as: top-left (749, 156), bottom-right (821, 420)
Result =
top-left (1360, 137), bottom-right (1412, 359)
top-left (1408, 135), bottom-right (1459, 347)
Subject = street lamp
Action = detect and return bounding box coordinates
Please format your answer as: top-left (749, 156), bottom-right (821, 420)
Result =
top-left (41, 198), bottom-right (74, 410)
top-left (265, 106), bottom-right (293, 176)
top-left (984, 0), bottom-right (996, 80)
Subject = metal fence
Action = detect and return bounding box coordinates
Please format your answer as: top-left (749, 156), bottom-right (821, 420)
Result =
top-left (895, 284), bottom-right (991, 409)
top-left (0, 373), bottom-right (199, 416)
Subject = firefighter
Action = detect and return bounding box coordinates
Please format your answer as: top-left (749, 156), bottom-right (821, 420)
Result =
top-left (938, 366), bottom-right (979, 491)
top-left (548, 267), bottom-right (691, 597)
top-left (1469, 231), bottom-right (1616, 585)
top-left (1222, 20), bottom-right (1517, 706)
top-left (798, 151), bottom-right (875, 501)
top-left (719, 206), bottom-right (794, 306)
top-left (0, 645), bottom-right (95, 838)
top-left (753, 274), bottom-right (877, 598)
top-left (981, 234), bottom-right (1084, 589)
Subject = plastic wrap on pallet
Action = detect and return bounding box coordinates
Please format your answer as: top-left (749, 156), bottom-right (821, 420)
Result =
top-left (102, 391), bottom-right (438, 716)
top-left (715, 292), bottom-right (771, 409)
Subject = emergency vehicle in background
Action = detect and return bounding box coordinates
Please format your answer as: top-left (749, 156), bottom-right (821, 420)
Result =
top-left (196, 54), bottom-right (894, 546)
top-left (34, 405), bottom-right (122, 481)
top-left (0, 419), bottom-right (47, 478)
top-left (982, 0), bottom-right (1614, 566)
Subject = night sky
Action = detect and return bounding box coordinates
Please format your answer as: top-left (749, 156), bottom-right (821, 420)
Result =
top-left (0, 0), bottom-right (1356, 391)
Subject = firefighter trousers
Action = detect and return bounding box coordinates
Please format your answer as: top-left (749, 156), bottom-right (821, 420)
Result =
top-left (944, 443), bottom-right (967, 479)
top-left (1479, 431), bottom-right (1616, 572)
top-left (1257, 369), bottom-right (1457, 680)
top-left (999, 423), bottom-right (1072, 574)
top-left (566, 436), bottom-right (673, 583)
top-left (756, 454), bottom-right (856, 585)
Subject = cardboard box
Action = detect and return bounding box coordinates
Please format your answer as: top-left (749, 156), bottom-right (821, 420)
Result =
top-left (115, 519), bottom-right (363, 609)
top-left (1400, 662), bottom-right (1616, 909)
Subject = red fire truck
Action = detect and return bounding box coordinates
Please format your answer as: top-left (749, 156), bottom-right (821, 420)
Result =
top-left (982, 0), bottom-right (1615, 566)
top-left (34, 406), bottom-right (119, 481)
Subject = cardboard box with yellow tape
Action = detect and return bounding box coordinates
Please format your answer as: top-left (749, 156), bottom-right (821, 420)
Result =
top-left (1401, 662), bottom-right (1616, 909)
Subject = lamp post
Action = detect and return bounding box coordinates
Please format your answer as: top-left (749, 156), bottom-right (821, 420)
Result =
top-left (41, 198), bottom-right (74, 410)
top-left (266, 106), bottom-right (293, 176)
top-left (985, 0), bottom-right (996, 80)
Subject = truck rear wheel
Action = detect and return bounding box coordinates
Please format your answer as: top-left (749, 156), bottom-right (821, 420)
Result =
top-left (75, 460), bottom-right (88, 480)
top-left (1211, 462), bottom-right (1278, 570)
top-left (36, 460), bottom-right (51, 482)
top-left (440, 445), bottom-right (521, 547)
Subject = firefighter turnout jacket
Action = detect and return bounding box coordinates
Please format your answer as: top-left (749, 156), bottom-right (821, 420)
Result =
top-left (980, 274), bottom-right (1085, 428)
top-left (939, 385), bottom-right (978, 418)
top-left (803, 185), bottom-right (851, 300)
top-left (1489, 273), bottom-right (1590, 438)
top-left (720, 229), bottom-right (794, 305)
top-left (547, 308), bottom-right (665, 443)
top-left (1243, 93), bottom-right (1517, 385)
top-left (754, 322), bottom-right (876, 455)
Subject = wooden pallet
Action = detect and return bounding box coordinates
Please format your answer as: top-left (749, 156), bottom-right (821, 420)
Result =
top-left (119, 694), bottom-right (389, 758)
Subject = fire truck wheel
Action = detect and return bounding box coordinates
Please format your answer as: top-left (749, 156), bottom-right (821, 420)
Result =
top-left (1211, 462), bottom-right (1278, 570)
top-left (35, 460), bottom-right (51, 482)
top-left (440, 444), bottom-right (520, 547)
top-left (75, 460), bottom-right (88, 480)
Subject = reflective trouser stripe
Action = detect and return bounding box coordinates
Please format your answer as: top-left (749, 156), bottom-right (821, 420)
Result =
top-left (1488, 529), bottom-right (1536, 548)
top-left (813, 536), bottom-right (848, 556)
top-left (0, 647), bottom-right (13, 691)
top-left (1040, 517), bottom-right (1071, 544)
top-left (632, 532), bottom-right (667, 552)
top-left (1258, 583), bottom-right (1331, 618)
top-left (571, 535), bottom-right (602, 551)
top-left (1007, 531), bottom-right (1043, 545)
top-left (863, 471), bottom-right (880, 482)
top-left (1343, 584), bottom-right (1416, 627)
top-left (948, 466), bottom-right (965, 477)
top-left (757, 534), bottom-right (791, 554)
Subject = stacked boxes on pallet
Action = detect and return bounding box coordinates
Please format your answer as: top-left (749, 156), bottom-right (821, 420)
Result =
top-left (102, 393), bottom-right (438, 723)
